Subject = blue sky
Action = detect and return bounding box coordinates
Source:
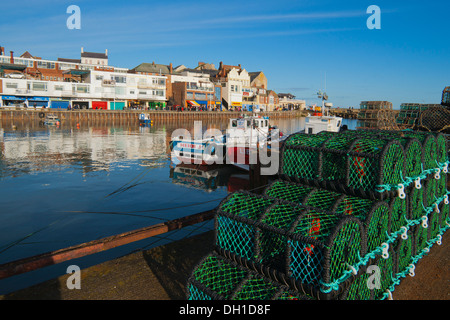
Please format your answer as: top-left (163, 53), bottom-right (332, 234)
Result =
top-left (1, 0), bottom-right (449, 108)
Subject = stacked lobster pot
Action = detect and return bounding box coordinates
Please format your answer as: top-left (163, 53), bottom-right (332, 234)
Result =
top-left (187, 130), bottom-right (449, 300)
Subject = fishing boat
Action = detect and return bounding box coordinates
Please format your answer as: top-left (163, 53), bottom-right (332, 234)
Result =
top-left (303, 90), bottom-right (342, 134)
top-left (170, 114), bottom-right (281, 166)
top-left (170, 133), bottom-right (227, 165)
top-left (225, 115), bottom-right (284, 170)
top-left (139, 113), bottom-right (153, 126)
top-left (44, 114), bottom-right (60, 126)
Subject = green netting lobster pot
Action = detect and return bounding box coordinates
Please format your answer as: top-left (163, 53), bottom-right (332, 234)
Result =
top-left (356, 201), bottom-right (391, 254)
top-left (263, 179), bottom-right (314, 204)
top-left (402, 138), bottom-right (423, 178)
top-left (408, 185), bottom-right (425, 220)
top-left (302, 189), bottom-right (344, 211)
top-left (439, 199), bottom-right (449, 229)
top-left (339, 272), bottom-right (371, 300)
top-left (281, 133), bottom-right (331, 180)
top-left (216, 192), bottom-right (275, 261)
top-left (393, 229), bottom-right (413, 276)
top-left (388, 195), bottom-right (409, 235)
top-left (256, 202), bottom-right (307, 268)
top-left (348, 138), bottom-right (405, 195)
top-left (412, 224), bottom-right (428, 257)
top-left (372, 247), bottom-right (396, 300)
top-left (421, 134), bottom-right (438, 171)
top-left (187, 253), bottom-right (313, 300)
top-left (287, 214), bottom-right (365, 292)
top-left (428, 208), bottom-right (441, 240)
top-left (435, 173), bottom-right (447, 199)
top-left (434, 133), bottom-right (448, 165)
top-left (320, 134), bottom-right (358, 183)
top-left (423, 176), bottom-right (438, 208)
top-left (333, 195), bottom-right (377, 216)
top-left (187, 253), bottom-right (249, 300)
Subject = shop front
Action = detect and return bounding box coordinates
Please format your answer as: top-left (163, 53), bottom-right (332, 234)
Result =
top-left (110, 101), bottom-right (126, 110)
top-left (92, 101), bottom-right (108, 110)
top-left (50, 99), bottom-right (70, 109)
top-left (0, 95), bottom-right (49, 108)
top-left (72, 100), bottom-right (90, 109)
top-left (148, 101), bottom-right (166, 110)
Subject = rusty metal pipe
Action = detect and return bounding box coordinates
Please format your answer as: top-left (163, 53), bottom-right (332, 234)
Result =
top-left (0, 209), bottom-right (216, 280)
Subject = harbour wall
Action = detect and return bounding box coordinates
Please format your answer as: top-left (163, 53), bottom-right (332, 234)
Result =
top-left (0, 109), bottom-right (309, 123)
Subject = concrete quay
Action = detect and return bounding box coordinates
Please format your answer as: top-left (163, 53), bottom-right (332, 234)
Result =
top-left (1, 229), bottom-right (448, 300)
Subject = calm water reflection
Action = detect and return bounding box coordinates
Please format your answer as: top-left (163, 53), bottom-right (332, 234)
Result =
top-left (0, 116), bottom-right (356, 294)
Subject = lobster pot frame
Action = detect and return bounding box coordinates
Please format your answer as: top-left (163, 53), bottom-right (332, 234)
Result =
top-left (393, 230), bottom-right (414, 278)
top-left (340, 130), bottom-right (447, 178)
top-left (388, 195), bottom-right (409, 236)
top-left (339, 130), bottom-right (423, 178)
top-left (263, 179), bottom-right (390, 254)
top-left (288, 215), bottom-right (365, 294)
top-left (280, 132), bottom-right (405, 199)
top-left (339, 244), bottom-right (395, 301)
top-left (412, 224), bottom-right (428, 257)
top-left (215, 192), bottom-right (275, 262)
top-left (359, 202), bottom-right (391, 253)
top-left (187, 253), bottom-right (312, 300)
top-left (263, 179), bottom-right (380, 216)
top-left (408, 184), bottom-right (425, 220)
top-left (439, 200), bottom-right (449, 229)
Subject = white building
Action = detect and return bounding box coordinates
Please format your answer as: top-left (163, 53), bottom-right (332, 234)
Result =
top-left (219, 67), bottom-right (250, 110)
top-left (0, 48), bottom-right (167, 109)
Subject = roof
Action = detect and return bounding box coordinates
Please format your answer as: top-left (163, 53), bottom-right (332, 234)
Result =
top-left (58, 58), bottom-right (82, 63)
top-left (20, 51), bottom-right (34, 59)
top-left (0, 63), bottom-right (27, 71)
top-left (132, 62), bottom-right (171, 74)
top-left (81, 52), bottom-right (108, 59)
top-left (248, 71), bottom-right (264, 83)
top-left (181, 68), bottom-right (218, 77)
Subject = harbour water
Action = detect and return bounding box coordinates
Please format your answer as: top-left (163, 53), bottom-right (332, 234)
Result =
top-left (0, 116), bottom-right (357, 294)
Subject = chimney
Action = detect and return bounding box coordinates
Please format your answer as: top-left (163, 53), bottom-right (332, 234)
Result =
top-left (238, 64), bottom-right (241, 69)
top-left (169, 63), bottom-right (173, 74)
top-left (105, 49), bottom-right (108, 56)
top-left (81, 47), bottom-right (84, 53)
top-left (219, 61), bottom-right (223, 69)
top-left (10, 51), bottom-right (14, 64)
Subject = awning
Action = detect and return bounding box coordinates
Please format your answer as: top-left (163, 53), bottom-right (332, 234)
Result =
top-left (231, 102), bottom-right (242, 107)
top-left (1, 95), bottom-right (26, 101)
top-left (62, 69), bottom-right (90, 76)
top-left (187, 100), bottom-right (200, 106)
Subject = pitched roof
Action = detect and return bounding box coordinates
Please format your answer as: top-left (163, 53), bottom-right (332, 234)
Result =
top-left (81, 51), bottom-right (108, 59)
top-left (58, 58), bottom-right (82, 63)
top-left (20, 51), bottom-right (34, 59)
top-left (248, 71), bottom-right (263, 82)
top-left (132, 62), bottom-right (171, 74)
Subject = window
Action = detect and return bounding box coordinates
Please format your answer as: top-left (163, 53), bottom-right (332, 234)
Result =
top-left (32, 82), bottom-right (48, 91)
top-left (186, 92), bottom-right (194, 99)
top-left (6, 82), bottom-right (18, 89)
top-left (113, 76), bottom-right (126, 84)
top-left (195, 93), bottom-right (206, 100)
top-left (54, 85), bottom-right (64, 91)
top-left (96, 75), bottom-right (104, 81)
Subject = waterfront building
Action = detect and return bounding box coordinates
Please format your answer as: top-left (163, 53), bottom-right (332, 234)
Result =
top-left (0, 46), bottom-right (166, 109)
top-left (278, 93), bottom-right (306, 110)
top-left (169, 64), bottom-right (220, 110)
top-left (214, 62), bottom-right (250, 110)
